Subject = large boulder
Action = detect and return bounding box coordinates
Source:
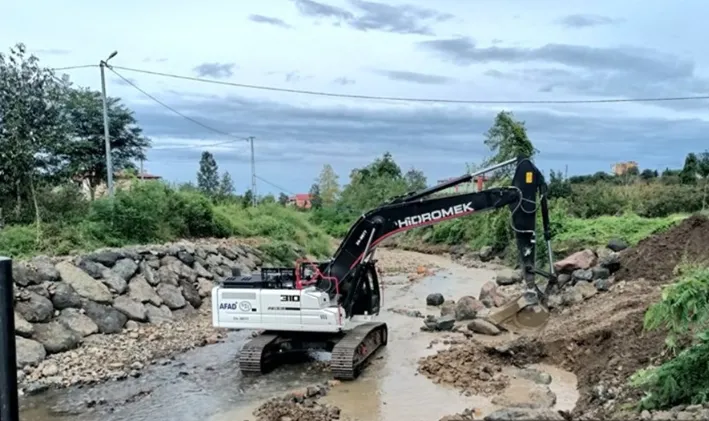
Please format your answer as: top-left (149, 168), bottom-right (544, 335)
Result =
top-left (56, 261), bottom-right (113, 304)
top-left (454, 296), bottom-right (485, 321)
top-left (15, 337), bottom-right (46, 368)
top-left (15, 291), bottom-right (54, 323)
top-left (33, 321), bottom-right (82, 354)
top-left (553, 249), bottom-right (597, 274)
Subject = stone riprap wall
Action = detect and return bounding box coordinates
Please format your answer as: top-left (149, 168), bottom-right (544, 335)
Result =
top-left (12, 240), bottom-right (267, 370)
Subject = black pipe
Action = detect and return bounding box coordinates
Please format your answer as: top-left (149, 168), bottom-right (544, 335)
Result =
top-left (0, 257), bottom-right (19, 421)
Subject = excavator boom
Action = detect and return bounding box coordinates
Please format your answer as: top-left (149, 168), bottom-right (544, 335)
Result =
top-left (310, 155), bottom-right (558, 332)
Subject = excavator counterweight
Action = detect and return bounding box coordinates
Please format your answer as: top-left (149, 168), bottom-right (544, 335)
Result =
top-left (211, 155), bottom-right (558, 378)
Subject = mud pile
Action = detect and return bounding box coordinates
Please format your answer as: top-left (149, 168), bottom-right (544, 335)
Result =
top-left (417, 343), bottom-right (509, 396)
top-left (252, 382), bottom-right (342, 421)
top-left (616, 214), bottom-right (709, 283)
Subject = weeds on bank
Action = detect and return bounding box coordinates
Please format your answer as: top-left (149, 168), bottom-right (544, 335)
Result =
top-left (630, 265), bottom-right (709, 410)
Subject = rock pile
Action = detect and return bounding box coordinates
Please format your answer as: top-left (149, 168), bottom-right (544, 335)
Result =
top-left (417, 344), bottom-right (509, 396)
top-left (421, 280), bottom-right (508, 335)
top-left (252, 382), bottom-right (342, 421)
top-left (11, 239), bottom-right (281, 391)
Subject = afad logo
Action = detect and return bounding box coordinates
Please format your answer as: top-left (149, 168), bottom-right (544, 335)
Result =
top-left (219, 302), bottom-right (238, 310)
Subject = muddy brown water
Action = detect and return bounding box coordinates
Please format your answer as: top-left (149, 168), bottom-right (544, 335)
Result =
top-left (20, 254), bottom-right (579, 421)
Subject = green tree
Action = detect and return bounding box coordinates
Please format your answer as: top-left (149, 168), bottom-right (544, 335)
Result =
top-left (339, 152), bottom-right (409, 212)
top-left (483, 111), bottom-right (538, 172)
top-left (404, 168), bottom-right (427, 191)
top-left (309, 183), bottom-right (323, 209)
top-left (278, 192), bottom-right (289, 206)
top-left (640, 169), bottom-right (658, 181)
top-left (697, 151), bottom-right (709, 179)
top-left (215, 171), bottom-right (234, 202)
top-left (197, 151), bottom-right (220, 196)
top-left (0, 43), bottom-right (69, 223)
top-left (547, 170), bottom-right (572, 199)
top-left (242, 189), bottom-right (254, 207)
top-left (680, 153), bottom-right (699, 185)
top-left (59, 87), bottom-right (150, 199)
top-left (259, 194), bottom-right (276, 205)
top-left (317, 164), bottom-right (340, 206)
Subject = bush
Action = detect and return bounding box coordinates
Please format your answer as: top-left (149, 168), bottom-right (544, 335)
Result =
top-left (630, 265), bottom-right (709, 410)
top-left (0, 180), bottom-right (332, 259)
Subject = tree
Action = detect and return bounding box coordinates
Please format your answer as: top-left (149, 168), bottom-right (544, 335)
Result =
top-left (259, 194), bottom-right (276, 205)
top-left (58, 87), bottom-right (151, 199)
top-left (680, 153), bottom-right (699, 184)
top-left (404, 168), bottom-right (427, 191)
top-left (698, 151), bottom-right (709, 179)
top-left (216, 171), bottom-right (234, 202)
top-left (483, 111), bottom-right (538, 175)
top-left (309, 183), bottom-right (323, 209)
top-left (547, 170), bottom-right (572, 199)
top-left (0, 43), bottom-right (69, 222)
top-left (242, 189), bottom-right (254, 207)
top-left (339, 152), bottom-right (409, 212)
top-left (278, 192), bottom-right (289, 206)
top-left (640, 169), bottom-right (658, 181)
top-left (317, 164), bottom-right (340, 206)
top-left (197, 151), bottom-right (220, 196)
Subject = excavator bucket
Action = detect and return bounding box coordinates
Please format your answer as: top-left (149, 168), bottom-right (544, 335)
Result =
top-left (485, 293), bottom-right (550, 334)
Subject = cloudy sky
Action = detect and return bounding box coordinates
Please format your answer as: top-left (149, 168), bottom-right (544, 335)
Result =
top-left (4, 0), bottom-right (709, 196)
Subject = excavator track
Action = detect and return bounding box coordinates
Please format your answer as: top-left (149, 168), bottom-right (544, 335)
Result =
top-left (330, 322), bottom-right (388, 380)
top-left (238, 333), bottom-right (281, 374)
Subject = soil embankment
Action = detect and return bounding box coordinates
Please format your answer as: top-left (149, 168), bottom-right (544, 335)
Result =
top-left (421, 214), bottom-right (709, 420)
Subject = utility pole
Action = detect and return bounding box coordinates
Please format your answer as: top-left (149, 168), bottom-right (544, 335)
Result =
top-left (100, 51), bottom-right (118, 198)
top-left (247, 136), bottom-right (256, 207)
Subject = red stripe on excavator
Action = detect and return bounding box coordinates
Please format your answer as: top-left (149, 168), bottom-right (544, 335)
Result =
top-left (348, 209), bottom-right (476, 269)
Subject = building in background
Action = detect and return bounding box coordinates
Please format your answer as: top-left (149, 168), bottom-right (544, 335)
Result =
top-left (611, 161), bottom-right (639, 176)
top-left (76, 170), bottom-right (162, 200)
top-left (288, 193), bottom-right (312, 209)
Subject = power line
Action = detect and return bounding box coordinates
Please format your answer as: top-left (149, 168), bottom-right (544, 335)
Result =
top-left (110, 64), bottom-right (709, 105)
top-left (109, 67), bottom-right (246, 140)
top-left (51, 64), bottom-right (98, 71)
top-left (255, 175), bottom-right (295, 196)
top-left (151, 139), bottom-right (242, 151)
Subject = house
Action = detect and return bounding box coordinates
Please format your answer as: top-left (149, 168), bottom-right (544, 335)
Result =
top-left (76, 170), bottom-right (162, 199)
top-left (288, 193), bottom-right (312, 209)
top-left (611, 161), bottom-right (639, 176)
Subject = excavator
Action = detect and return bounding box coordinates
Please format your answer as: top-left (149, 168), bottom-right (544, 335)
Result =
top-left (211, 155), bottom-right (558, 380)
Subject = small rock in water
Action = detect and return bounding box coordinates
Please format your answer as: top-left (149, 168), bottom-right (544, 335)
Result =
top-left (426, 293), bottom-right (445, 306)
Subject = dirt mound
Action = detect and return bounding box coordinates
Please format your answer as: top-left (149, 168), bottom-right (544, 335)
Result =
top-left (252, 382), bottom-right (342, 421)
top-left (417, 342), bottom-right (510, 396)
top-left (616, 214), bottom-right (709, 284)
top-left (486, 279), bottom-right (671, 418)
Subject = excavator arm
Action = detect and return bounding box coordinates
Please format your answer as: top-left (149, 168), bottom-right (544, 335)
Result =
top-left (304, 155), bottom-right (557, 332)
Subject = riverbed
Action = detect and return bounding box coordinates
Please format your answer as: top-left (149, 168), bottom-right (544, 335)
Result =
top-left (19, 250), bottom-right (579, 421)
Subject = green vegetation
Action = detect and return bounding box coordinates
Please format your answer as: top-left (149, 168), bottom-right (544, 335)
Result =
top-left (630, 265), bottom-right (709, 410)
top-left (0, 43), bottom-right (329, 260)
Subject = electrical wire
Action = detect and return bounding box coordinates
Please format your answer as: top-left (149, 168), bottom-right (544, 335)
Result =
top-left (109, 67), bottom-right (247, 140)
top-left (50, 64), bottom-right (98, 71)
top-left (255, 175), bottom-right (296, 196)
top-left (111, 64), bottom-right (709, 105)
